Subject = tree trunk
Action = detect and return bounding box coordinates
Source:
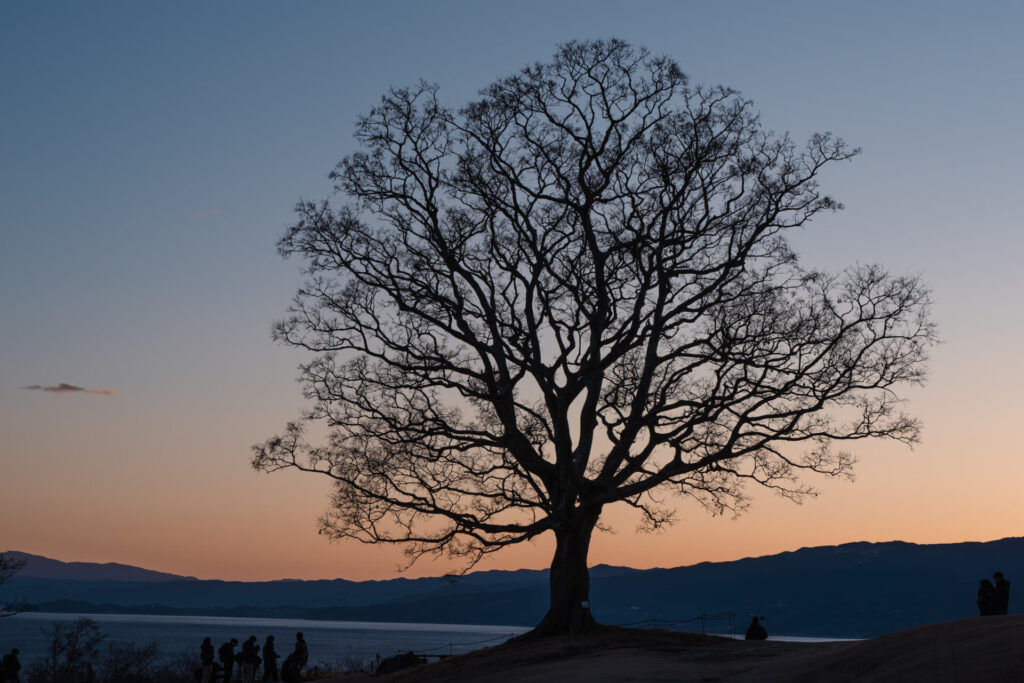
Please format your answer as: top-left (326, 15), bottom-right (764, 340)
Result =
top-left (530, 508), bottom-right (601, 637)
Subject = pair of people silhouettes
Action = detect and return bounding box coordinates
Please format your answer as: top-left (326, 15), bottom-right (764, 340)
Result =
top-left (977, 571), bottom-right (1010, 616)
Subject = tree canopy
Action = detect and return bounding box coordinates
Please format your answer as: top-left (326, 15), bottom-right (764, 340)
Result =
top-left (254, 39), bottom-right (936, 635)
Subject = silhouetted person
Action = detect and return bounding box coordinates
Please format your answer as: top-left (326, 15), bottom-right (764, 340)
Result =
top-left (994, 571), bottom-right (1011, 615)
top-left (978, 579), bottom-right (997, 616)
top-left (219, 638), bottom-right (238, 682)
top-left (262, 635), bottom-right (279, 682)
top-left (1, 648), bottom-right (21, 682)
top-left (292, 632), bottom-right (308, 670)
top-left (200, 637), bottom-right (215, 683)
top-left (249, 645), bottom-right (261, 683)
top-left (744, 616), bottom-right (768, 640)
top-left (239, 636), bottom-right (258, 683)
top-left (280, 654), bottom-right (300, 683)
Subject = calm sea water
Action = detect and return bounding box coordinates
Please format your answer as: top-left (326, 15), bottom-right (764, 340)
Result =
top-left (0, 613), bottom-right (530, 667)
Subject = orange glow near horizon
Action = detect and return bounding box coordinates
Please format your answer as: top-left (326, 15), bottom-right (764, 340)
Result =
top-left (5, 368), bottom-right (1022, 583)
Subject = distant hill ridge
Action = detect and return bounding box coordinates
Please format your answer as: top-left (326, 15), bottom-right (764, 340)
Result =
top-left (4, 538), bottom-right (1022, 638)
top-left (11, 549), bottom-right (635, 583)
top-left (7, 552), bottom-right (198, 582)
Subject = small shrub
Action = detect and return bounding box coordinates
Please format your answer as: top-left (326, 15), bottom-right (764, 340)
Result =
top-left (25, 617), bottom-right (106, 683)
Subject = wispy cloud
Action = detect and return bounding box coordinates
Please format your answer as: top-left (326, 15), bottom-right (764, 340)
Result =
top-left (22, 382), bottom-right (115, 396)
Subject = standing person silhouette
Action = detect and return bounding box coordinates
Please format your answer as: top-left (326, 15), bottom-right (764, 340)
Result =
top-left (200, 637), bottom-right (215, 683)
top-left (249, 645), bottom-right (261, 683)
top-left (1, 648), bottom-right (21, 682)
top-left (218, 638), bottom-right (238, 683)
top-left (239, 636), bottom-right (258, 683)
top-left (292, 632), bottom-right (308, 672)
top-left (262, 635), bottom-right (279, 682)
top-left (977, 579), bottom-right (997, 616)
top-left (994, 572), bottom-right (1011, 615)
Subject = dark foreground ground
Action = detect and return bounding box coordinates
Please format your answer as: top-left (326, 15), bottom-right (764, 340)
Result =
top-left (329, 615), bottom-right (1024, 682)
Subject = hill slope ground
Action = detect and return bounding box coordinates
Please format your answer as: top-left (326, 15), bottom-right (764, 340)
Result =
top-left (351, 615), bottom-right (1024, 682)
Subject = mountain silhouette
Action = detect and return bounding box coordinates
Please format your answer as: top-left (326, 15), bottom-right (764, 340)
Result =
top-left (4, 538), bottom-right (1020, 638)
top-left (7, 551), bottom-right (198, 582)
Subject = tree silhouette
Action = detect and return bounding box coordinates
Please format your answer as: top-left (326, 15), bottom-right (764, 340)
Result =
top-left (254, 39), bottom-right (936, 635)
top-left (0, 551), bottom-right (29, 618)
top-left (26, 618), bottom-right (105, 683)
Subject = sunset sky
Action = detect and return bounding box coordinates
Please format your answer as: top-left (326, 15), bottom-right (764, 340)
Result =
top-left (2, 0), bottom-right (1022, 582)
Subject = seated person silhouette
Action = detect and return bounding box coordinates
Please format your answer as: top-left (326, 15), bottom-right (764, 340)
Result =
top-left (745, 616), bottom-right (768, 640)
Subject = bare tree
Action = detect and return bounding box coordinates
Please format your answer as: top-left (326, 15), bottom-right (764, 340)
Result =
top-left (26, 617), bottom-right (105, 683)
top-left (0, 551), bottom-right (30, 618)
top-left (254, 39), bottom-right (936, 635)
top-left (0, 553), bottom-right (25, 586)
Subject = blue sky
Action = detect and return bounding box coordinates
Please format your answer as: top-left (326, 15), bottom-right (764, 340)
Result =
top-left (2, 1), bottom-right (1022, 580)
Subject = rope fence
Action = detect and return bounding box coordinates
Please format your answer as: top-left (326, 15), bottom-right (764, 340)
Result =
top-left (410, 632), bottom-right (522, 657)
top-left (610, 611), bottom-right (736, 637)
